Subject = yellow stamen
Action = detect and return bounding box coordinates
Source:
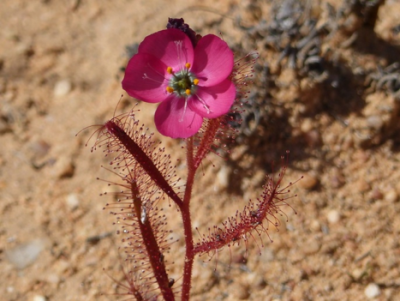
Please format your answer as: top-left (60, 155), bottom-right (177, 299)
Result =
top-left (185, 62), bottom-right (191, 69)
top-left (166, 86), bottom-right (174, 93)
top-left (185, 89), bottom-right (191, 95)
top-left (193, 78), bottom-right (199, 85)
top-left (167, 67), bottom-right (173, 74)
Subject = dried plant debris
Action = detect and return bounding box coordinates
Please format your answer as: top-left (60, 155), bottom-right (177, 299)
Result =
top-left (228, 62), bottom-right (272, 139)
top-left (338, 0), bottom-right (385, 29)
top-left (119, 42), bottom-right (139, 74)
top-left (268, 0), bottom-right (327, 78)
top-left (230, 0), bottom-right (334, 145)
top-left (238, 0), bottom-right (332, 80)
top-left (325, 0), bottom-right (386, 53)
top-left (391, 23), bottom-right (400, 35)
top-left (230, 0), bottom-right (389, 144)
top-left (125, 42), bottom-right (139, 59)
top-left (235, 0), bottom-right (386, 80)
top-left (368, 63), bottom-right (400, 101)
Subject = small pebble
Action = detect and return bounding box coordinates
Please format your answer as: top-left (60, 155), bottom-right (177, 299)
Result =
top-left (46, 274), bottom-right (60, 284)
top-left (231, 283), bottom-right (250, 300)
top-left (286, 222), bottom-right (295, 231)
top-left (369, 188), bottom-right (383, 201)
top-left (341, 134), bottom-right (354, 151)
top-left (53, 156), bottom-right (74, 178)
top-left (302, 238), bottom-right (321, 255)
top-left (356, 178), bottom-right (370, 193)
top-left (310, 220), bottom-right (321, 232)
top-left (16, 43), bottom-right (33, 56)
top-left (260, 248), bottom-right (275, 262)
top-left (304, 130), bottom-right (321, 147)
top-left (299, 174), bottom-right (318, 190)
top-left (384, 188), bottom-right (398, 202)
top-left (327, 210), bottom-right (340, 224)
top-left (66, 193), bottom-right (80, 210)
top-left (29, 139), bottom-right (51, 158)
top-left (366, 115), bottom-right (383, 130)
top-left (5, 239), bottom-right (44, 269)
top-left (0, 77), bottom-right (6, 93)
top-left (53, 80), bottom-right (71, 97)
top-left (216, 165), bottom-right (230, 190)
top-left (300, 118), bottom-right (313, 132)
top-left (330, 169), bottom-right (345, 188)
top-left (250, 274), bottom-right (267, 288)
top-left (351, 268), bottom-right (364, 280)
top-left (364, 283), bottom-right (380, 299)
top-left (321, 224), bottom-right (330, 234)
top-left (0, 118), bottom-right (11, 134)
top-left (33, 296), bottom-right (47, 301)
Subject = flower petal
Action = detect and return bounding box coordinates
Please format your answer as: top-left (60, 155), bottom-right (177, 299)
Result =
top-left (122, 53), bottom-right (169, 103)
top-left (155, 96), bottom-right (203, 138)
top-left (191, 35), bottom-right (234, 87)
top-left (138, 29), bottom-right (194, 71)
top-left (189, 79), bottom-right (236, 118)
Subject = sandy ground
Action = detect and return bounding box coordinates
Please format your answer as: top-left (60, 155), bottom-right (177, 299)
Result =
top-left (1, 0), bottom-right (400, 300)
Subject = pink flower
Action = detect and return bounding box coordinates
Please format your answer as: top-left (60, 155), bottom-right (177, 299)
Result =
top-left (122, 29), bottom-right (236, 138)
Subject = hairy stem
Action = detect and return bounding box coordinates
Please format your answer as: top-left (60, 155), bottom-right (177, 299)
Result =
top-left (181, 119), bottom-right (221, 300)
top-left (181, 137), bottom-right (195, 301)
top-left (105, 120), bottom-right (183, 209)
top-left (193, 118), bottom-right (221, 169)
top-left (131, 182), bottom-right (175, 301)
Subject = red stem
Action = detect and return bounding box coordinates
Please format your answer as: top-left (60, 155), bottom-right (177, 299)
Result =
top-left (131, 182), bottom-right (175, 300)
top-left (181, 137), bottom-right (195, 301)
top-left (105, 120), bottom-right (183, 210)
top-left (193, 118), bottom-right (220, 169)
top-left (181, 120), bottom-right (224, 300)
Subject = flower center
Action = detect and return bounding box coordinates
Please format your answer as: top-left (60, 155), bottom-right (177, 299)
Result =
top-left (166, 63), bottom-right (199, 97)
